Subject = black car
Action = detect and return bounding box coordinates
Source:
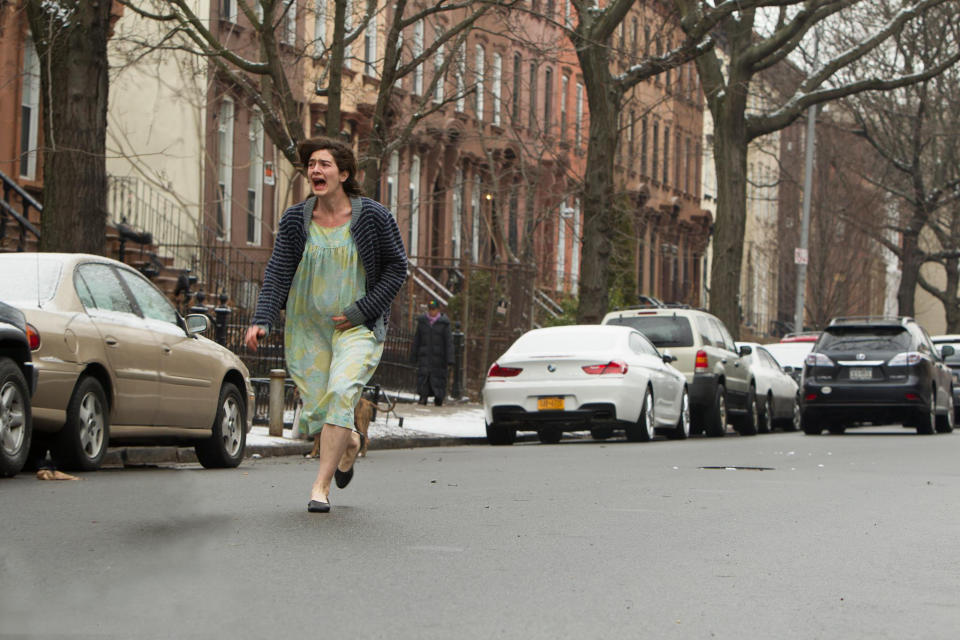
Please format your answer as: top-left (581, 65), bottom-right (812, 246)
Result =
top-left (801, 316), bottom-right (954, 435)
top-left (0, 300), bottom-right (36, 476)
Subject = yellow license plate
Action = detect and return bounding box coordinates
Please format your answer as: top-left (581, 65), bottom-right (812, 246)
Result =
top-left (537, 397), bottom-right (564, 411)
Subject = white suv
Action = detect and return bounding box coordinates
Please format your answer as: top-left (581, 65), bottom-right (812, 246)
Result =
top-left (601, 307), bottom-right (756, 435)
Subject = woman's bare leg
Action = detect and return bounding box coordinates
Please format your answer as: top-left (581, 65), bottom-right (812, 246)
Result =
top-left (311, 424), bottom-right (361, 502)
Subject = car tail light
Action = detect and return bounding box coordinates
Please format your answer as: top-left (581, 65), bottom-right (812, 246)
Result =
top-left (888, 352), bottom-right (921, 366)
top-left (694, 350), bottom-right (709, 373)
top-left (25, 323), bottom-right (40, 351)
top-left (805, 392), bottom-right (817, 401)
top-left (804, 352), bottom-right (833, 367)
top-left (487, 363), bottom-right (522, 378)
top-left (905, 392), bottom-right (921, 401)
top-left (582, 360), bottom-right (628, 375)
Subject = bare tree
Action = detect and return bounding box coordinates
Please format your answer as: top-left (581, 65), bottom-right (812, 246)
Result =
top-left (842, 9), bottom-right (960, 321)
top-left (673, 0), bottom-right (960, 337)
top-left (24, 0), bottom-right (114, 253)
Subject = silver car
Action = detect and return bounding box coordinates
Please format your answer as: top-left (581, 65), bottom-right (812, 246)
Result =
top-left (0, 253), bottom-right (254, 471)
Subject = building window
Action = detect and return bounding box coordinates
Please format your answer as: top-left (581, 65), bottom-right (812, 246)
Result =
top-left (247, 108), bottom-right (263, 245)
top-left (628, 109), bottom-right (635, 158)
top-left (663, 125), bottom-right (670, 185)
top-left (20, 35), bottom-right (40, 180)
top-left (631, 18), bottom-right (638, 57)
top-left (492, 53), bottom-right (502, 126)
top-left (640, 117), bottom-right (648, 177)
top-left (455, 43), bottom-right (466, 112)
top-left (282, 0), bottom-right (297, 46)
top-left (512, 53), bottom-right (522, 121)
top-left (471, 173), bottom-right (481, 262)
top-left (453, 168), bottom-right (463, 263)
top-left (651, 121), bottom-right (659, 179)
top-left (558, 199), bottom-right (568, 289)
top-left (508, 186), bottom-right (518, 253)
top-left (475, 44), bottom-right (485, 119)
top-left (575, 82), bottom-right (583, 147)
top-left (560, 74), bottom-right (568, 141)
top-left (221, 0), bottom-right (237, 22)
top-left (217, 98), bottom-right (235, 240)
top-left (564, 1), bottom-right (573, 29)
top-left (364, 13), bottom-right (377, 76)
top-left (313, 0), bottom-right (327, 57)
top-left (343, 0), bottom-right (352, 70)
top-left (528, 63), bottom-right (538, 130)
top-left (433, 37), bottom-right (445, 103)
top-left (543, 67), bottom-right (553, 133)
top-left (387, 151), bottom-right (399, 214)
top-left (409, 154), bottom-right (421, 257)
top-left (685, 136), bottom-right (692, 194)
top-left (413, 20), bottom-right (424, 94)
top-left (571, 199), bottom-right (581, 295)
top-left (675, 130), bottom-right (682, 188)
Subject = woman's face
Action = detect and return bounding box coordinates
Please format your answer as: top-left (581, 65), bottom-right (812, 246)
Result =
top-left (307, 149), bottom-right (348, 198)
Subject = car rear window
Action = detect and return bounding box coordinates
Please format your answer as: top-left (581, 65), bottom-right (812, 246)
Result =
top-left (605, 315), bottom-right (694, 347)
top-left (512, 329), bottom-right (618, 353)
top-left (817, 327), bottom-right (912, 352)
top-left (0, 256), bottom-right (62, 306)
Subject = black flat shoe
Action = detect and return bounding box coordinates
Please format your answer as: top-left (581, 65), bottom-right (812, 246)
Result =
top-left (307, 499), bottom-right (330, 513)
top-left (334, 465), bottom-right (354, 489)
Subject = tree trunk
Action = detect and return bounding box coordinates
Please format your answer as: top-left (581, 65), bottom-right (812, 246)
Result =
top-left (574, 48), bottom-right (621, 325)
top-left (708, 108), bottom-right (749, 338)
top-left (26, 0), bottom-right (112, 254)
top-left (898, 230), bottom-right (922, 317)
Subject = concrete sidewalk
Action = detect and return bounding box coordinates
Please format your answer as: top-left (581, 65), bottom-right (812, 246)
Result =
top-left (104, 399), bottom-right (505, 468)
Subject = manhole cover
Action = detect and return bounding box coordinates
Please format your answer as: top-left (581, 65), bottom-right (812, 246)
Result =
top-left (699, 466), bottom-right (775, 471)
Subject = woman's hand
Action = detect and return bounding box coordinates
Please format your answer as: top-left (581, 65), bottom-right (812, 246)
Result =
top-left (332, 315), bottom-right (354, 331)
top-left (244, 325), bottom-right (266, 351)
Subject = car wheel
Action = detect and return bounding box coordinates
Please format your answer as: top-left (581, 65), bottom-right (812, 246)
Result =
top-left (801, 410), bottom-right (822, 435)
top-left (486, 422), bottom-right (515, 445)
top-left (735, 387), bottom-right (759, 436)
top-left (0, 358), bottom-right (32, 477)
top-left (626, 388), bottom-right (655, 442)
top-left (758, 394), bottom-right (774, 434)
top-left (590, 427), bottom-right (613, 440)
top-left (916, 391), bottom-right (937, 435)
top-left (537, 428), bottom-right (562, 444)
top-left (666, 388), bottom-right (690, 440)
top-left (782, 399), bottom-right (801, 432)
top-left (195, 382), bottom-right (246, 468)
top-left (705, 384), bottom-right (727, 437)
top-left (827, 424), bottom-right (846, 435)
top-left (54, 376), bottom-right (109, 471)
top-left (936, 391), bottom-right (954, 433)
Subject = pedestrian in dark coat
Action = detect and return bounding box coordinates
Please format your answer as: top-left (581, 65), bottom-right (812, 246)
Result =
top-left (411, 300), bottom-right (454, 406)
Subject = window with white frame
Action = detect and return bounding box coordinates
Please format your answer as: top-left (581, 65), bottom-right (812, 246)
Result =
top-left (560, 74), bottom-right (568, 141)
top-left (491, 53), bottom-right (502, 126)
top-left (570, 198), bottom-right (581, 295)
top-left (217, 98), bottom-right (235, 240)
top-left (394, 31), bottom-right (403, 88)
top-left (575, 82), bottom-right (583, 147)
top-left (557, 199), bottom-right (567, 289)
top-left (283, 0), bottom-right (297, 46)
top-left (247, 109), bottom-right (264, 245)
top-left (364, 13), bottom-right (377, 76)
top-left (471, 173), bottom-right (481, 261)
top-left (527, 63), bottom-right (537, 130)
top-left (433, 36), bottom-right (445, 103)
top-left (455, 44), bottom-right (465, 112)
top-left (313, 0), bottom-right (327, 57)
top-left (543, 66), bottom-right (553, 132)
top-left (413, 20), bottom-right (424, 95)
top-left (221, 0), bottom-right (237, 22)
top-left (387, 151), bottom-right (399, 214)
top-left (474, 44), bottom-right (485, 119)
top-left (452, 167), bottom-right (463, 263)
top-left (409, 154), bottom-right (421, 256)
top-left (19, 35), bottom-right (40, 180)
top-left (343, 0), bottom-right (352, 70)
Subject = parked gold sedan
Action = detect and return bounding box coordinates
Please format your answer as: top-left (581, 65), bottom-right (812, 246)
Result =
top-left (0, 253), bottom-right (254, 471)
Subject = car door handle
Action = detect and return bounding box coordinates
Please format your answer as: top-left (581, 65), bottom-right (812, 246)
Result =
top-left (105, 337), bottom-right (118, 346)
top-left (721, 358), bottom-right (727, 364)
top-left (162, 345), bottom-right (171, 354)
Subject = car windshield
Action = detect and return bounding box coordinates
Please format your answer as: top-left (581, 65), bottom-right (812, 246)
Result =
top-left (605, 316), bottom-right (694, 347)
top-left (817, 327), bottom-right (912, 352)
top-left (511, 329), bottom-right (619, 354)
top-left (0, 256), bottom-right (63, 306)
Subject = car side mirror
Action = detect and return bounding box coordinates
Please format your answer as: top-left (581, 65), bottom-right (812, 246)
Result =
top-left (783, 365), bottom-right (794, 373)
top-left (940, 345), bottom-right (955, 358)
top-left (662, 351), bottom-right (677, 364)
top-left (738, 345), bottom-right (752, 356)
top-left (185, 314), bottom-right (210, 336)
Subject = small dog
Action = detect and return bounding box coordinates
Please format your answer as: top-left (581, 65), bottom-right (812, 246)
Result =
top-left (307, 388), bottom-right (388, 459)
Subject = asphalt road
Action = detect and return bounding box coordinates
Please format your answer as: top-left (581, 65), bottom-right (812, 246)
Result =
top-left (3, 425), bottom-right (960, 639)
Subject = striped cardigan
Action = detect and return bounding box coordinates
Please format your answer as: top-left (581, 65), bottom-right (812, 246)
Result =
top-left (251, 196), bottom-right (408, 342)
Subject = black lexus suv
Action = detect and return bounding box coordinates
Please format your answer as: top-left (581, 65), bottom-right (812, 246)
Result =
top-left (801, 316), bottom-right (955, 435)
